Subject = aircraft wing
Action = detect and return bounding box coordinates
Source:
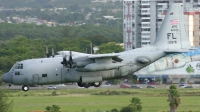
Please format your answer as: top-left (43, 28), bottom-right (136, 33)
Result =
top-left (189, 48), bottom-right (197, 50)
top-left (75, 54), bottom-right (124, 72)
top-left (164, 49), bottom-right (191, 53)
top-left (89, 54), bottom-right (123, 62)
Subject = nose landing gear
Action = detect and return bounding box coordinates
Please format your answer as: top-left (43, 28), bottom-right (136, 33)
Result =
top-left (22, 85), bottom-right (29, 92)
top-left (92, 82), bottom-right (101, 87)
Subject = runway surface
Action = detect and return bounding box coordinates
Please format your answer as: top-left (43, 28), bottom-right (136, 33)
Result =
top-left (2, 83), bottom-right (199, 91)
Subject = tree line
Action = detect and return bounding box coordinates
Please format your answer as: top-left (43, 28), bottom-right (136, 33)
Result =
top-left (0, 23), bottom-right (124, 72)
top-left (0, 23), bottom-right (122, 41)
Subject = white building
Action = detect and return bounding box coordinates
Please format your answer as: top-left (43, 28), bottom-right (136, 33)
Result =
top-left (123, 0), bottom-right (200, 50)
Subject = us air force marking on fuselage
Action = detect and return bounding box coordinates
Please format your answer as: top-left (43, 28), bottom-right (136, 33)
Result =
top-left (126, 61), bottom-right (136, 74)
top-left (167, 33), bottom-right (177, 44)
top-left (168, 25), bottom-right (178, 44)
top-left (126, 61), bottom-right (135, 67)
top-left (171, 25), bottom-right (178, 31)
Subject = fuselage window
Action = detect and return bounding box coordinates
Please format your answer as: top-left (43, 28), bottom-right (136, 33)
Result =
top-left (15, 71), bottom-right (20, 75)
top-left (42, 74), bottom-right (47, 77)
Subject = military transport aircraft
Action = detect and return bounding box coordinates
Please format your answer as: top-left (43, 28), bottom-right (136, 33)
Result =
top-left (2, 4), bottom-right (194, 91)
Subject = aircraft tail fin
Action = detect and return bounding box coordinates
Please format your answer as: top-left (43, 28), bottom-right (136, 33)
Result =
top-left (153, 3), bottom-right (191, 50)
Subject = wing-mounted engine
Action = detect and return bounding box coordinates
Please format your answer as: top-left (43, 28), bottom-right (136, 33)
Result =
top-left (60, 51), bottom-right (94, 68)
top-left (60, 51), bottom-right (125, 71)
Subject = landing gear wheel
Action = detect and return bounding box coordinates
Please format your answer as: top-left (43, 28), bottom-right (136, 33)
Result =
top-left (22, 85), bottom-right (29, 92)
top-left (83, 83), bottom-right (91, 88)
top-left (92, 82), bottom-right (101, 87)
top-left (77, 82), bottom-right (84, 87)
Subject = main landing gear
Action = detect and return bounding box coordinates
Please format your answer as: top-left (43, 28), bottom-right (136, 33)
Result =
top-left (22, 85), bottom-right (29, 92)
top-left (77, 82), bottom-right (102, 88)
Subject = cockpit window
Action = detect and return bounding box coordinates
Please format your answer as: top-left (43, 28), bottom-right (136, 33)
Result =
top-left (9, 66), bottom-right (14, 72)
top-left (15, 63), bottom-right (23, 69)
top-left (9, 63), bottom-right (24, 72)
top-left (9, 63), bottom-right (17, 72)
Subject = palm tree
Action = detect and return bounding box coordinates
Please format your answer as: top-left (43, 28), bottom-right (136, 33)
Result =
top-left (167, 85), bottom-right (181, 112)
top-left (129, 97), bottom-right (142, 112)
top-left (180, 78), bottom-right (185, 83)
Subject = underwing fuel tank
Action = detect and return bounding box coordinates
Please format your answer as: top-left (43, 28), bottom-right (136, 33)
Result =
top-left (84, 63), bottom-right (125, 71)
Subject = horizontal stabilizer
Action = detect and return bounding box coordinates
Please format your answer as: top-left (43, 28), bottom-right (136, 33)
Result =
top-left (189, 48), bottom-right (197, 50)
top-left (164, 49), bottom-right (191, 53)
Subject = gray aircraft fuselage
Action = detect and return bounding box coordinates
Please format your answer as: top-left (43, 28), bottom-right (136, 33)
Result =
top-left (6, 47), bottom-right (165, 86)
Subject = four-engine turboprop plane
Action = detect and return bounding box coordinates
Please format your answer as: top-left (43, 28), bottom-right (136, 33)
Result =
top-left (2, 4), bottom-right (194, 91)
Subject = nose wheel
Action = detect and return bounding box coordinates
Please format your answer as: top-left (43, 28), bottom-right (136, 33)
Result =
top-left (92, 82), bottom-right (101, 87)
top-left (22, 85), bottom-right (29, 92)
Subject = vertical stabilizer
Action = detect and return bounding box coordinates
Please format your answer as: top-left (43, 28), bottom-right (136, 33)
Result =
top-left (153, 3), bottom-right (191, 50)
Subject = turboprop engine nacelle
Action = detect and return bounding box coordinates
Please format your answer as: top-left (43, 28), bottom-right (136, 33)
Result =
top-left (72, 56), bottom-right (94, 67)
top-left (73, 61), bottom-right (90, 67)
top-left (84, 63), bottom-right (125, 71)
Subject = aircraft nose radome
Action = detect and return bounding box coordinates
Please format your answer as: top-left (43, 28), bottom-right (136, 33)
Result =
top-left (2, 72), bottom-right (13, 83)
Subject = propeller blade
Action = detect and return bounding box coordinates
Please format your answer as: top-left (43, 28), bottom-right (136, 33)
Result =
top-left (70, 51), bottom-right (72, 57)
top-left (46, 46), bottom-right (49, 58)
top-left (61, 51), bottom-right (73, 68)
top-left (69, 51), bottom-right (72, 61)
top-left (69, 51), bottom-right (73, 68)
top-left (61, 51), bottom-right (64, 57)
top-left (61, 52), bottom-right (67, 65)
top-left (52, 48), bottom-right (55, 57)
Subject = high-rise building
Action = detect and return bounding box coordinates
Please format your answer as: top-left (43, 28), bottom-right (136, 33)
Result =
top-left (123, 0), bottom-right (200, 50)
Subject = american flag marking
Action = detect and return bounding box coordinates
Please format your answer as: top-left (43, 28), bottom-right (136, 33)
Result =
top-left (170, 19), bottom-right (178, 25)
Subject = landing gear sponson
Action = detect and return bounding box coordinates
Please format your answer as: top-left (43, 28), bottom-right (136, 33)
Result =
top-left (77, 82), bottom-right (101, 88)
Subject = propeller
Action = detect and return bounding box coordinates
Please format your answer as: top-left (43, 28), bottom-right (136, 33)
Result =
top-left (61, 51), bottom-right (73, 68)
top-left (52, 48), bottom-right (55, 57)
top-left (46, 46), bottom-right (49, 58)
top-left (46, 46), bottom-right (56, 58)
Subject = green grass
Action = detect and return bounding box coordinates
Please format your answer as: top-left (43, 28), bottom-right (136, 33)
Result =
top-left (6, 88), bottom-right (200, 112)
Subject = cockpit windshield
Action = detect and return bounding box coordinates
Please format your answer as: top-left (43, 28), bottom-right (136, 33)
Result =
top-left (16, 63), bottom-right (23, 69)
top-left (9, 63), bottom-right (16, 72)
top-left (9, 62), bottom-right (23, 72)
